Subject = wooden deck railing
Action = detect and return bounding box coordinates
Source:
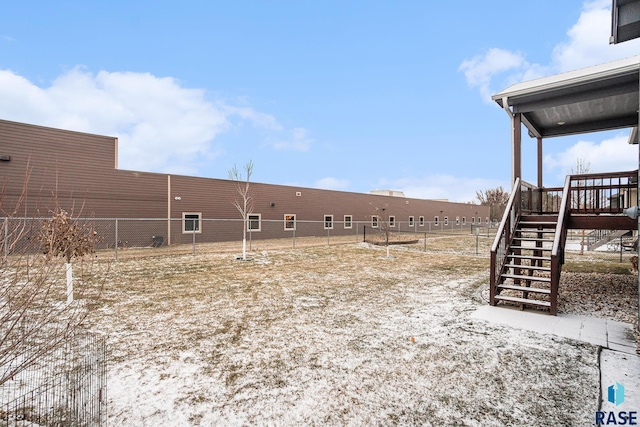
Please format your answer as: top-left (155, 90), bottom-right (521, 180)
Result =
top-left (539, 170), bottom-right (637, 214)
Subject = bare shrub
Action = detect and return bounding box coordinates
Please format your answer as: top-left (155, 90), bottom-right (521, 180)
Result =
top-left (39, 208), bottom-right (101, 263)
top-left (0, 189), bottom-right (106, 386)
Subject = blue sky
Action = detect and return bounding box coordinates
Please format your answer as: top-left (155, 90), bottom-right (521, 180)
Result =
top-left (1, 1), bottom-right (639, 202)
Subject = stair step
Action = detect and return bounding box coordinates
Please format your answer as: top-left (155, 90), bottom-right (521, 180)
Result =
top-left (510, 245), bottom-right (552, 251)
top-left (501, 273), bottom-right (551, 282)
top-left (518, 225), bottom-right (557, 230)
top-left (497, 284), bottom-right (551, 294)
top-left (507, 254), bottom-right (551, 261)
top-left (513, 237), bottom-right (554, 242)
top-left (494, 295), bottom-right (551, 307)
top-left (504, 264), bottom-right (550, 271)
top-left (521, 215), bottom-right (558, 221)
top-left (519, 220), bottom-right (557, 224)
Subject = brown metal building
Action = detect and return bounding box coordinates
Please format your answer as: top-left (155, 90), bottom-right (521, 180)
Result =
top-left (0, 118), bottom-right (489, 247)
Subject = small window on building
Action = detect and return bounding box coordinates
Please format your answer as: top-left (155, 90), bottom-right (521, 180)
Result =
top-left (344, 215), bottom-right (352, 229)
top-left (182, 212), bottom-right (201, 234)
top-left (444, 216), bottom-right (449, 226)
top-left (371, 216), bottom-right (379, 228)
top-left (284, 214), bottom-right (296, 230)
top-left (462, 217), bottom-right (466, 225)
top-left (472, 217), bottom-right (476, 225)
top-left (419, 216), bottom-right (424, 226)
top-left (434, 216), bottom-right (439, 226)
top-left (389, 216), bottom-right (395, 227)
top-left (248, 214), bottom-right (261, 231)
top-left (485, 217), bottom-right (488, 224)
top-left (408, 216), bottom-right (414, 227)
top-left (456, 216), bottom-right (460, 226)
top-left (324, 214), bottom-right (333, 230)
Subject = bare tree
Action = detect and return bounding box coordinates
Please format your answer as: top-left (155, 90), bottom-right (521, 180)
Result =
top-left (0, 185), bottom-right (104, 386)
top-left (229, 161), bottom-right (254, 261)
top-left (476, 187), bottom-right (510, 222)
top-left (372, 204), bottom-right (393, 258)
top-left (571, 158), bottom-right (592, 209)
top-left (571, 158), bottom-right (591, 254)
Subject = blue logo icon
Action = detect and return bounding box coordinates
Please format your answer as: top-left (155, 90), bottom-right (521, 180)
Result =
top-left (608, 382), bottom-right (625, 406)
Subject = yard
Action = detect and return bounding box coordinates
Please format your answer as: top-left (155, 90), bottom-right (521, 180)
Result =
top-left (85, 235), bottom-right (637, 426)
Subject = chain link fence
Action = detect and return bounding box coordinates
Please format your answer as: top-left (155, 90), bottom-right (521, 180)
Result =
top-left (1, 217), bottom-right (497, 260)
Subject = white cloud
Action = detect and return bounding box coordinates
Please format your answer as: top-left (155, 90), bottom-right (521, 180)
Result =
top-left (460, 1), bottom-right (640, 102)
top-left (377, 175), bottom-right (509, 203)
top-left (458, 1), bottom-right (640, 190)
top-left (552, 0), bottom-right (640, 72)
top-left (223, 105), bottom-right (283, 131)
top-left (0, 67), bottom-right (286, 175)
top-left (269, 127), bottom-right (313, 151)
top-left (544, 134), bottom-right (638, 181)
top-left (458, 48), bottom-right (529, 102)
top-left (314, 177), bottom-right (350, 190)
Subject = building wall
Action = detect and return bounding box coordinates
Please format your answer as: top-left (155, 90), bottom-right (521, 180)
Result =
top-left (0, 119), bottom-right (167, 218)
top-left (0, 119), bottom-right (489, 247)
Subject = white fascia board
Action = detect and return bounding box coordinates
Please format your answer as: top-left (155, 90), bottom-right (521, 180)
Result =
top-left (492, 55), bottom-right (640, 103)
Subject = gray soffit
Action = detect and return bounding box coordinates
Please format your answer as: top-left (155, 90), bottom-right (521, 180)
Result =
top-left (492, 55), bottom-right (640, 139)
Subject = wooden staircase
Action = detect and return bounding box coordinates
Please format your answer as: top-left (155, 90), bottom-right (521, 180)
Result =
top-left (490, 171), bottom-right (637, 316)
top-left (493, 214), bottom-right (558, 312)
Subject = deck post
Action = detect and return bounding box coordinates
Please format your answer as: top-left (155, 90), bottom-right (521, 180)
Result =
top-left (537, 137), bottom-right (543, 188)
top-left (537, 137), bottom-right (543, 212)
top-left (490, 251), bottom-right (497, 305)
top-left (550, 256), bottom-right (559, 315)
top-left (512, 113), bottom-right (522, 184)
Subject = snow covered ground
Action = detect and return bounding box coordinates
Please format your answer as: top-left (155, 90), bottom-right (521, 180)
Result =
top-left (85, 239), bottom-right (637, 426)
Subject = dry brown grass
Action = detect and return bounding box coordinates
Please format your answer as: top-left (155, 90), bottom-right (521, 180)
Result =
top-left (78, 236), bottom-right (639, 425)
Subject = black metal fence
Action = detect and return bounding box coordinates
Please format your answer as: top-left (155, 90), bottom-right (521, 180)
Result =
top-left (0, 332), bottom-right (107, 426)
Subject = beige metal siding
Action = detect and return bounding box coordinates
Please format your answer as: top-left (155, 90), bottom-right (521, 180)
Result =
top-left (0, 119), bottom-right (490, 245)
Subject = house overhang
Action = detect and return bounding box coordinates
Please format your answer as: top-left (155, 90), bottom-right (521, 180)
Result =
top-left (492, 55), bottom-right (640, 140)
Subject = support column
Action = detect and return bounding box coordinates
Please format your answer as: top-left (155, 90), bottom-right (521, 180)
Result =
top-left (512, 113), bottom-right (522, 185)
top-left (537, 137), bottom-right (543, 187)
top-left (538, 137), bottom-right (543, 212)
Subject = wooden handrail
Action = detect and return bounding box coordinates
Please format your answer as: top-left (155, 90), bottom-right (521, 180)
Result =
top-left (551, 175), bottom-right (571, 257)
top-left (490, 178), bottom-right (522, 306)
top-left (549, 175), bottom-right (571, 315)
top-left (491, 178), bottom-right (521, 253)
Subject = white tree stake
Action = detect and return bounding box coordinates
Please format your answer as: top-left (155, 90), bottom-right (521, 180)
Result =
top-left (66, 262), bottom-right (73, 304)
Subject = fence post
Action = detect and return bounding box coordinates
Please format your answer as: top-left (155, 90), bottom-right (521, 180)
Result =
top-left (192, 227), bottom-right (196, 255)
top-left (293, 227), bottom-right (296, 249)
top-left (115, 218), bottom-right (118, 261)
top-left (327, 227), bottom-right (330, 246)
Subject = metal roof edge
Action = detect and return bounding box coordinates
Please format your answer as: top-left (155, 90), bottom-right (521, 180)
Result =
top-left (491, 55), bottom-right (640, 103)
